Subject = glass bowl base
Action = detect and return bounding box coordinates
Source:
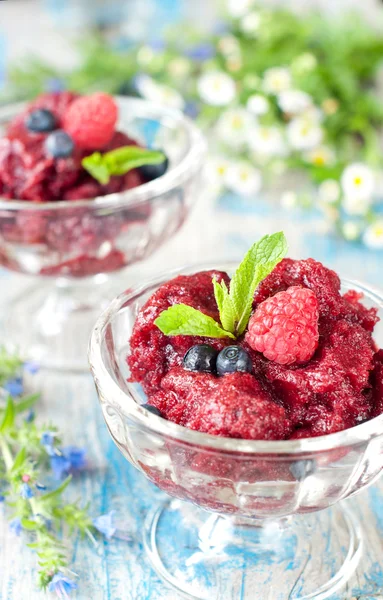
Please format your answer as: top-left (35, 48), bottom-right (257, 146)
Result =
top-left (144, 498), bottom-right (363, 600)
top-left (3, 275), bottom-right (121, 372)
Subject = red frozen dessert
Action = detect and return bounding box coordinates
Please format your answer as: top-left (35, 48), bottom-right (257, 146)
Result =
top-left (0, 91), bottom-right (168, 277)
top-left (128, 233), bottom-right (383, 440)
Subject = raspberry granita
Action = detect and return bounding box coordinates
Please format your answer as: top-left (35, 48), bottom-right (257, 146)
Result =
top-left (0, 91), bottom-right (169, 277)
top-left (128, 236), bottom-right (383, 440)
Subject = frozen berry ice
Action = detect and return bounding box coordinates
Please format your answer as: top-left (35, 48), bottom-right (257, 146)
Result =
top-left (128, 255), bottom-right (383, 441)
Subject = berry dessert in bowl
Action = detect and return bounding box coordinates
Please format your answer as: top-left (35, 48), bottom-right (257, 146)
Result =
top-left (89, 232), bottom-right (383, 600)
top-left (0, 91), bottom-right (205, 370)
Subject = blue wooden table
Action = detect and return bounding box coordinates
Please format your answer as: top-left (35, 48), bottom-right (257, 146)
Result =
top-left (0, 194), bottom-right (383, 599)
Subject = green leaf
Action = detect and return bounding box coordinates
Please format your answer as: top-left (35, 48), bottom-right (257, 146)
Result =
top-left (212, 277), bottom-right (225, 316)
top-left (14, 393), bottom-right (40, 415)
top-left (39, 475), bottom-right (72, 503)
top-left (21, 518), bottom-right (39, 531)
top-left (154, 304), bottom-right (235, 339)
top-left (213, 278), bottom-right (236, 333)
top-left (11, 446), bottom-right (27, 473)
top-left (0, 397), bottom-right (15, 433)
top-left (230, 232), bottom-right (288, 335)
top-left (82, 146), bottom-right (166, 185)
top-left (82, 153), bottom-right (110, 185)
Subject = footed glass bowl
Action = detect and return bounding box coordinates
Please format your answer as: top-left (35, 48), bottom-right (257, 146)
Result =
top-left (0, 98), bottom-right (206, 371)
top-left (89, 264), bottom-right (383, 600)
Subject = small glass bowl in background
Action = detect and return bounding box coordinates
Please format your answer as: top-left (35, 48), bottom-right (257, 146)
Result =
top-left (89, 264), bottom-right (383, 600)
top-left (0, 97), bottom-right (206, 370)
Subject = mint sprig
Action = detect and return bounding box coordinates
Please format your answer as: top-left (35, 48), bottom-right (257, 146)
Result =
top-left (154, 304), bottom-right (235, 339)
top-left (220, 231), bottom-right (288, 336)
top-left (82, 145), bottom-right (166, 185)
top-left (154, 232), bottom-right (288, 339)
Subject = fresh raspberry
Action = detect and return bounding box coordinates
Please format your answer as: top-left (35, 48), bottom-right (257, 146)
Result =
top-left (246, 286), bottom-right (319, 365)
top-left (62, 93), bottom-right (118, 150)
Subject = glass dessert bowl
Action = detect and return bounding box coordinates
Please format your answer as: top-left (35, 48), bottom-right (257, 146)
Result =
top-left (89, 262), bottom-right (383, 600)
top-left (0, 96), bottom-right (206, 371)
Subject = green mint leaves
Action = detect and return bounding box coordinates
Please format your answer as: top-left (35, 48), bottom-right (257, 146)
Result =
top-left (154, 232), bottom-right (288, 339)
top-left (82, 145), bottom-right (166, 185)
top-left (154, 304), bottom-right (235, 339)
top-left (219, 231), bottom-right (288, 336)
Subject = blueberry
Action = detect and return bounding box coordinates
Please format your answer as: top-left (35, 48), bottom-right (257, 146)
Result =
top-left (141, 403), bottom-right (162, 417)
top-left (183, 344), bottom-right (218, 374)
top-left (289, 459), bottom-right (316, 481)
top-left (25, 109), bottom-right (57, 133)
top-left (45, 130), bottom-right (74, 159)
top-left (138, 153), bottom-right (169, 182)
top-left (216, 346), bottom-right (253, 376)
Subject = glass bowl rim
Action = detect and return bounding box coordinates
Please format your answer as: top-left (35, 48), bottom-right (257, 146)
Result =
top-left (88, 261), bottom-right (383, 455)
top-left (0, 96), bottom-right (206, 211)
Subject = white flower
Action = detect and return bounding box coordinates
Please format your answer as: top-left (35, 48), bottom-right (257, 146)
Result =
top-left (168, 57), bottom-right (191, 78)
top-left (341, 163), bottom-right (375, 201)
top-left (287, 117), bottom-right (323, 151)
top-left (206, 155), bottom-right (230, 187)
top-left (281, 191), bottom-right (298, 209)
top-left (343, 195), bottom-right (372, 216)
top-left (292, 53), bottom-right (317, 74)
top-left (197, 71), bottom-right (236, 106)
top-left (342, 221), bottom-right (361, 241)
top-left (135, 75), bottom-right (184, 110)
top-left (225, 161), bottom-right (262, 196)
top-left (137, 46), bottom-right (156, 67)
top-left (216, 108), bottom-right (256, 147)
top-left (227, 0), bottom-right (255, 18)
top-left (263, 67), bottom-right (291, 95)
top-left (303, 105), bottom-right (324, 123)
top-left (363, 221), bottom-right (383, 249)
top-left (240, 11), bottom-right (261, 36)
top-left (318, 179), bottom-right (340, 204)
top-left (218, 36), bottom-right (240, 57)
top-left (246, 94), bottom-right (269, 116)
top-left (306, 146), bottom-right (335, 167)
top-left (248, 126), bottom-right (286, 157)
top-left (278, 90), bottom-right (312, 115)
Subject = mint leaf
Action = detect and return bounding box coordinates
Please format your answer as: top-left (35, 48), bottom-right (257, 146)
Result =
top-left (213, 278), bottom-right (236, 333)
top-left (82, 153), bottom-right (110, 185)
top-left (154, 304), bottom-right (235, 339)
top-left (231, 232), bottom-right (288, 335)
top-left (82, 145), bottom-right (166, 185)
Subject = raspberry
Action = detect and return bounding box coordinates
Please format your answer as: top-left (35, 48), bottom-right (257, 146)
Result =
top-left (246, 286), bottom-right (319, 365)
top-left (62, 93), bottom-right (118, 150)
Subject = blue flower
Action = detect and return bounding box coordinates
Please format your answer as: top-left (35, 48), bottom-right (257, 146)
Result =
top-left (50, 454), bottom-right (71, 480)
top-left (185, 43), bottom-right (215, 61)
top-left (20, 483), bottom-right (34, 499)
top-left (9, 517), bottom-right (22, 536)
top-left (93, 511), bottom-right (116, 539)
top-left (50, 447), bottom-right (86, 480)
top-left (23, 361), bottom-right (39, 375)
top-left (149, 39), bottom-right (165, 52)
top-left (185, 101), bottom-right (200, 119)
top-left (25, 410), bottom-right (35, 423)
top-left (0, 494), bottom-right (5, 502)
top-left (41, 432), bottom-right (56, 457)
top-left (48, 573), bottom-right (77, 597)
top-left (62, 446), bottom-right (86, 470)
top-left (4, 377), bottom-right (23, 397)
